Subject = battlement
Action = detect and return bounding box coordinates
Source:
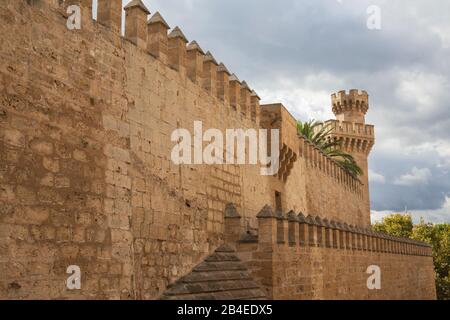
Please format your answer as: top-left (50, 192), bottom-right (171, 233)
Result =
top-left (0, 0), bottom-right (437, 301)
top-left (299, 135), bottom-right (363, 195)
top-left (332, 89), bottom-right (369, 113)
top-left (61, 1), bottom-right (372, 187)
top-left (332, 89), bottom-right (369, 124)
top-left (327, 90), bottom-right (374, 221)
top-left (225, 204), bottom-right (432, 256)
top-left (258, 103), bottom-right (363, 191)
top-left (85, 0), bottom-right (261, 123)
top-left (325, 120), bottom-right (374, 138)
top-left (322, 120), bottom-right (375, 155)
top-left (223, 204), bottom-right (434, 299)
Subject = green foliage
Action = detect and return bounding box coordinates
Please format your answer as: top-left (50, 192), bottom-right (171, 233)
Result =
top-left (412, 220), bottom-right (450, 300)
top-left (375, 214), bottom-right (450, 300)
top-left (373, 214), bottom-right (413, 238)
top-left (297, 120), bottom-right (363, 178)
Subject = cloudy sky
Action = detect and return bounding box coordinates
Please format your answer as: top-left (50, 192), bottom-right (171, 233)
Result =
top-left (112, 0), bottom-right (450, 223)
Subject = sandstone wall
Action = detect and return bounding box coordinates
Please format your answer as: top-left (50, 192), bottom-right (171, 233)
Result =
top-left (271, 248), bottom-right (436, 300)
top-left (292, 155), bottom-right (366, 227)
top-left (0, 0), bottom-right (406, 300)
top-left (1, 0), bottom-right (126, 299)
top-left (259, 104), bottom-right (367, 227)
top-left (0, 0), bottom-right (270, 299)
top-left (235, 210), bottom-right (436, 300)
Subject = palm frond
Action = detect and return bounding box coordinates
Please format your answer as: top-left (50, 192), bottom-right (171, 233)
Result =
top-left (297, 119), bottom-right (363, 177)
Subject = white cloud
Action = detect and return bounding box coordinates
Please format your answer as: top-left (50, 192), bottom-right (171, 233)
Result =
top-left (370, 210), bottom-right (392, 223)
top-left (257, 72), bottom-right (344, 121)
top-left (369, 170), bottom-right (386, 184)
top-left (410, 196), bottom-right (450, 223)
top-left (134, 0), bottom-right (450, 218)
top-left (371, 196), bottom-right (450, 224)
top-left (394, 167), bottom-right (432, 186)
top-left (404, 140), bottom-right (450, 170)
top-left (403, 1), bottom-right (450, 48)
top-left (370, 211), bottom-right (414, 223)
top-left (395, 71), bottom-right (448, 112)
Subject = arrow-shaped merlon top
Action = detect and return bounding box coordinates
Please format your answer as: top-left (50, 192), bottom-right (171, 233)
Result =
top-left (217, 62), bottom-right (231, 75)
top-left (124, 0), bottom-right (150, 14)
top-left (147, 12), bottom-right (171, 62)
top-left (229, 73), bottom-right (241, 83)
top-left (204, 51), bottom-right (219, 66)
top-left (186, 41), bottom-right (205, 83)
top-left (224, 203), bottom-right (241, 218)
top-left (251, 90), bottom-right (261, 100)
top-left (256, 205), bottom-right (275, 218)
top-left (241, 80), bottom-right (252, 93)
top-left (186, 40), bottom-right (205, 55)
top-left (168, 26), bottom-right (188, 72)
top-left (168, 26), bottom-right (189, 43)
top-left (148, 11), bottom-right (170, 29)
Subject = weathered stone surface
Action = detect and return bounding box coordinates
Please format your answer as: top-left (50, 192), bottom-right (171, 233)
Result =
top-left (0, 0), bottom-right (436, 301)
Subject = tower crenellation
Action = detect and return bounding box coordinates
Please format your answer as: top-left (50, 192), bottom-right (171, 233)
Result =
top-left (332, 89), bottom-right (369, 124)
top-left (328, 89), bottom-right (375, 225)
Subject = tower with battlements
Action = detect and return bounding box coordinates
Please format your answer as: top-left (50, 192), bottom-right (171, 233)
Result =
top-left (0, 0), bottom-right (435, 301)
top-left (327, 89), bottom-right (375, 225)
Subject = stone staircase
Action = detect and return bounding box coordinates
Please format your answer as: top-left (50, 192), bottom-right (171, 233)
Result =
top-left (161, 244), bottom-right (266, 300)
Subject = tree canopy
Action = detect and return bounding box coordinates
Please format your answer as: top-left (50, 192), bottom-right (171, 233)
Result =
top-left (373, 213), bottom-right (413, 238)
top-left (374, 214), bottom-right (450, 300)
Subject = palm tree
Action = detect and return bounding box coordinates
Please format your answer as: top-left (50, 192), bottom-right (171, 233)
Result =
top-left (297, 120), bottom-right (363, 178)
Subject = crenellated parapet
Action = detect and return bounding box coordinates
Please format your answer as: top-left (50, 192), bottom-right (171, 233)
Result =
top-left (259, 103), bottom-right (363, 192)
top-left (226, 204), bottom-right (433, 257)
top-left (2, 0), bottom-right (437, 301)
top-left (332, 89), bottom-right (369, 124)
top-left (73, 1), bottom-right (369, 192)
top-left (326, 89), bottom-right (375, 156)
top-left (324, 89), bottom-right (375, 224)
top-left (323, 120), bottom-right (375, 155)
top-left (223, 205), bottom-right (435, 300)
top-left (299, 134), bottom-right (364, 195)
top-left (92, 0), bottom-right (262, 123)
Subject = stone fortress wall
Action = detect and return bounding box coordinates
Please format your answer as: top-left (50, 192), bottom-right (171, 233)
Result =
top-left (225, 204), bottom-right (435, 300)
top-left (0, 0), bottom-right (436, 299)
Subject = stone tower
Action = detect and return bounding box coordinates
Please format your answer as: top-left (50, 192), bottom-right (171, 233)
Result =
top-left (328, 89), bottom-right (375, 225)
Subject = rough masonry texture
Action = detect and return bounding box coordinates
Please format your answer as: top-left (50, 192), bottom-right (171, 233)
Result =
top-left (0, 0), bottom-right (436, 300)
